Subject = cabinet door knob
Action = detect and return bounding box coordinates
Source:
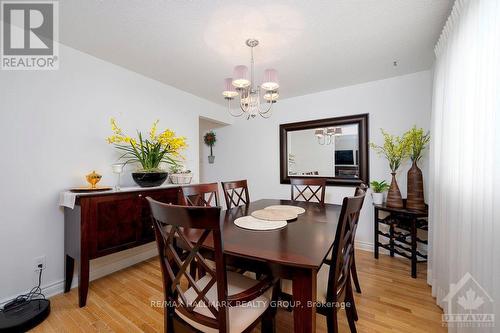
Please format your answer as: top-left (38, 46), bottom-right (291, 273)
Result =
top-left (138, 194), bottom-right (142, 198)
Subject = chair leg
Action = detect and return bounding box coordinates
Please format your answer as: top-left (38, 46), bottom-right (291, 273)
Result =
top-left (261, 307), bottom-right (276, 333)
top-left (165, 306), bottom-right (174, 333)
top-left (262, 281), bottom-right (279, 333)
top-left (351, 255), bottom-right (362, 294)
top-left (346, 304), bottom-right (358, 333)
top-left (326, 309), bottom-right (338, 333)
top-left (347, 282), bottom-right (358, 321)
top-left (345, 282), bottom-right (358, 332)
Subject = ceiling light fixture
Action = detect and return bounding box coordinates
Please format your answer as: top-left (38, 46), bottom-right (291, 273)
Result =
top-left (315, 127), bottom-right (343, 145)
top-left (222, 39), bottom-right (279, 119)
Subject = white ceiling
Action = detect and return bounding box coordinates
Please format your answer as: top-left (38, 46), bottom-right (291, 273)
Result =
top-left (59, 0), bottom-right (452, 105)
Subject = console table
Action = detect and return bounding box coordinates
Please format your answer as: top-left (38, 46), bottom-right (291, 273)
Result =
top-left (373, 201), bottom-right (428, 278)
top-left (62, 185), bottom-right (182, 307)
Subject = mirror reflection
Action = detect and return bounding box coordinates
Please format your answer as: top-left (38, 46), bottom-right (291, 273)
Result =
top-left (287, 124), bottom-right (359, 178)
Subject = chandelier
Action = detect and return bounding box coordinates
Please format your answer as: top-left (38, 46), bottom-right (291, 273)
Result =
top-left (315, 127), bottom-right (343, 145)
top-left (222, 39), bottom-right (279, 119)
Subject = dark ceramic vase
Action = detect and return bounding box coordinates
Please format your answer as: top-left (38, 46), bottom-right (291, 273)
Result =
top-left (406, 160), bottom-right (425, 210)
top-left (132, 172), bottom-right (168, 188)
top-left (386, 172), bottom-right (404, 208)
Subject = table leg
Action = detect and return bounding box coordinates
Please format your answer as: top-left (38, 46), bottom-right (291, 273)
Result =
top-left (411, 218), bottom-right (417, 278)
top-left (374, 207), bottom-right (379, 259)
top-left (79, 255), bottom-right (89, 307)
top-left (64, 254), bottom-right (74, 293)
top-left (292, 268), bottom-right (316, 333)
top-left (389, 223), bottom-right (395, 257)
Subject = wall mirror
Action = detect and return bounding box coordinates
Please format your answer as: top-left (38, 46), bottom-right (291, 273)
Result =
top-left (280, 114), bottom-right (369, 186)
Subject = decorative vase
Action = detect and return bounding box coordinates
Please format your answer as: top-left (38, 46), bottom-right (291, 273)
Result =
top-left (132, 172), bottom-right (168, 187)
top-left (372, 192), bottom-right (384, 205)
top-left (386, 172), bottom-right (404, 208)
top-left (208, 155), bottom-right (215, 164)
top-left (406, 160), bottom-right (425, 210)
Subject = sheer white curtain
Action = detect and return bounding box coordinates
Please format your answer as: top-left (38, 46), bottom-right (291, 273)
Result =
top-left (429, 0), bottom-right (500, 332)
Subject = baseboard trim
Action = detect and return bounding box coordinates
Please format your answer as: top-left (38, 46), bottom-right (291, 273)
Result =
top-left (0, 245), bottom-right (158, 307)
top-left (355, 240), bottom-right (374, 252)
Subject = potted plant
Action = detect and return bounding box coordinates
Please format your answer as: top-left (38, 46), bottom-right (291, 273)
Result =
top-left (370, 129), bottom-right (410, 208)
top-left (370, 180), bottom-right (390, 205)
top-left (404, 126), bottom-right (430, 210)
top-left (107, 118), bottom-right (187, 187)
top-left (169, 164), bottom-right (193, 184)
top-left (204, 130), bottom-right (216, 164)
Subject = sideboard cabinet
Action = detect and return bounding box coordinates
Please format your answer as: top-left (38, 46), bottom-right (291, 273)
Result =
top-left (64, 187), bottom-right (181, 307)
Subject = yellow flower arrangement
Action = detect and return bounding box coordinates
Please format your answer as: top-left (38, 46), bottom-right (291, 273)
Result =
top-left (370, 129), bottom-right (410, 173)
top-left (107, 118), bottom-right (187, 172)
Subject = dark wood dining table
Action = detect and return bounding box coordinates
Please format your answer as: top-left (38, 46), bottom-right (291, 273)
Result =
top-left (182, 199), bottom-right (341, 333)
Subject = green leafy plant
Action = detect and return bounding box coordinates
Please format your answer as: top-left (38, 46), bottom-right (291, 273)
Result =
top-left (204, 130), bottom-right (216, 156)
top-left (404, 126), bottom-right (430, 162)
top-left (370, 180), bottom-right (390, 193)
top-left (370, 129), bottom-right (410, 173)
top-left (169, 164), bottom-right (191, 174)
top-left (107, 119), bottom-right (187, 172)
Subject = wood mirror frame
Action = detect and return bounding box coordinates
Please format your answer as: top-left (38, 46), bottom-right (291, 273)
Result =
top-left (280, 114), bottom-right (369, 187)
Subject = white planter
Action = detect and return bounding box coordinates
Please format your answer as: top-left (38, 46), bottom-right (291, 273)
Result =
top-left (169, 173), bottom-right (193, 185)
top-left (372, 192), bottom-right (384, 205)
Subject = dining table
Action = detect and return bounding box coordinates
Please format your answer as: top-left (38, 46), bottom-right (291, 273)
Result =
top-left (182, 198), bottom-right (342, 333)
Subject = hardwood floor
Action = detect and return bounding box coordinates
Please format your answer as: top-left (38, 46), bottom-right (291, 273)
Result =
top-left (32, 250), bottom-right (445, 332)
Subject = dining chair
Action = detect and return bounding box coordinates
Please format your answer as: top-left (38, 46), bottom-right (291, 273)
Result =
top-left (290, 177), bottom-right (326, 204)
top-left (221, 180), bottom-right (250, 209)
top-left (350, 183), bottom-right (368, 294)
top-left (147, 198), bottom-right (278, 333)
top-left (180, 183), bottom-right (220, 279)
top-left (317, 183), bottom-right (367, 295)
top-left (180, 183), bottom-right (220, 207)
top-left (317, 188), bottom-right (366, 333)
top-left (282, 188), bottom-right (366, 332)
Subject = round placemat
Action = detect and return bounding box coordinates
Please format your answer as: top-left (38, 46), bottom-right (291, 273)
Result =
top-left (264, 205), bottom-right (306, 215)
top-left (251, 209), bottom-right (298, 221)
top-left (234, 216), bottom-right (287, 231)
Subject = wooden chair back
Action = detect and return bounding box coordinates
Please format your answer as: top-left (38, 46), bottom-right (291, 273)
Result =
top-left (290, 178), bottom-right (326, 204)
top-left (181, 183), bottom-right (219, 207)
top-left (326, 188), bottom-right (366, 304)
top-left (221, 180), bottom-right (250, 209)
top-left (147, 198), bottom-right (229, 331)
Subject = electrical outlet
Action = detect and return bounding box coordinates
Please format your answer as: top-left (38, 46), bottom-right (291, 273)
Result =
top-left (34, 256), bottom-right (46, 271)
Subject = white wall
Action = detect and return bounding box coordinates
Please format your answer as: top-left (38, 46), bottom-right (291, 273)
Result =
top-left (200, 70), bottom-right (433, 250)
top-left (0, 44), bottom-right (230, 302)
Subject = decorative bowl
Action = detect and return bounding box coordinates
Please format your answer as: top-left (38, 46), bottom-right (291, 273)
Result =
top-left (86, 171), bottom-right (102, 189)
top-left (132, 172), bottom-right (168, 188)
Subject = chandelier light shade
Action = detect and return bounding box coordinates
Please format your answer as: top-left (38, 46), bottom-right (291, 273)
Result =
top-left (232, 65), bottom-right (250, 88)
top-left (326, 127), bottom-right (336, 136)
top-left (222, 78), bottom-right (238, 98)
top-left (315, 129), bottom-right (325, 137)
top-left (261, 69), bottom-right (279, 91)
top-left (223, 39), bottom-right (280, 119)
top-left (264, 91), bottom-right (279, 103)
